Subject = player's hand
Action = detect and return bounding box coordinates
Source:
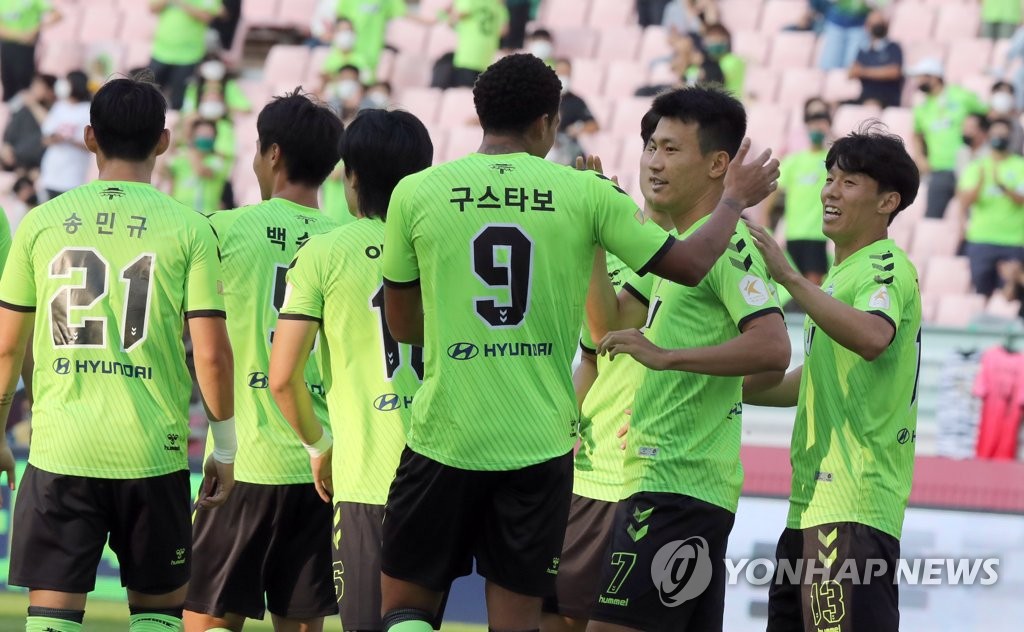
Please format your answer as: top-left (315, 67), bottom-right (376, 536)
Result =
top-left (575, 154), bottom-right (619, 186)
top-left (198, 454), bottom-right (235, 509)
top-left (617, 411), bottom-right (630, 451)
top-left (598, 329), bottom-right (670, 370)
top-left (722, 138), bottom-right (780, 209)
top-left (311, 448), bottom-right (333, 504)
top-left (0, 443), bottom-right (15, 506)
top-left (745, 221), bottom-right (800, 287)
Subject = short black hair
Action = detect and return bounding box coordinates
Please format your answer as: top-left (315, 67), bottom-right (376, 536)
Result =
top-left (529, 28), bottom-right (552, 40)
top-left (191, 118), bottom-right (217, 136)
top-left (90, 74), bottom-right (166, 162)
top-left (650, 85), bottom-right (746, 157)
top-left (341, 108), bottom-right (433, 220)
top-left (989, 117), bottom-right (1013, 133)
top-left (68, 70), bottom-right (91, 102)
top-left (825, 123), bottom-right (920, 224)
top-left (34, 72), bottom-right (56, 90)
top-left (993, 80), bottom-right (1015, 94)
top-left (640, 107), bottom-right (660, 146)
top-left (967, 112), bottom-right (991, 132)
top-left (474, 54), bottom-right (562, 135)
top-left (258, 89), bottom-right (344, 187)
top-left (338, 64), bottom-right (361, 77)
top-left (705, 23), bottom-right (731, 40)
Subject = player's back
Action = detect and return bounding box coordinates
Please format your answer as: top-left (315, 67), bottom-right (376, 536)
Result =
top-left (385, 152), bottom-right (671, 470)
top-left (209, 199), bottom-right (343, 485)
top-left (0, 180), bottom-right (225, 478)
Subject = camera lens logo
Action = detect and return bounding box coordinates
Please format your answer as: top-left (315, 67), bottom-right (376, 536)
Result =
top-left (374, 393), bottom-right (401, 411)
top-left (650, 536), bottom-right (713, 607)
top-left (53, 357), bottom-right (71, 375)
top-left (447, 342), bottom-right (479, 360)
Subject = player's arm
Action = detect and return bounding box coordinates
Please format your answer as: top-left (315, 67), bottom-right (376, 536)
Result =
top-left (747, 222), bottom-right (895, 361)
top-left (585, 250), bottom-right (649, 341)
top-left (382, 178), bottom-right (424, 345)
top-left (574, 346), bottom-right (598, 410)
top-left (383, 283), bottom-right (424, 346)
top-left (0, 308), bottom-right (33, 499)
top-left (744, 365), bottom-right (803, 407)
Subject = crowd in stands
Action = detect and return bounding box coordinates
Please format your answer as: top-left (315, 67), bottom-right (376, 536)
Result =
top-left (3, 0), bottom-right (1024, 326)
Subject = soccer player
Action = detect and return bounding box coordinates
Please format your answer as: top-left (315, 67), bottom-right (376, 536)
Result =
top-left (379, 54), bottom-right (779, 632)
top-left (745, 128), bottom-right (921, 632)
top-left (183, 91), bottom-right (346, 632)
top-left (269, 107), bottom-right (433, 632)
top-left (580, 86), bottom-right (790, 632)
top-left (0, 76), bottom-right (235, 632)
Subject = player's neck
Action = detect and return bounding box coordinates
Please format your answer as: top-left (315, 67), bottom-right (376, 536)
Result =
top-left (670, 185), bottom-right (723, 234)
top-left (96, 159), bottom-right (154, 184)
top-left (834, 229), bottom-right (888, 265)
top-left (270, 182), bottom-right (319, 210)
top-left (477, 133), bottom-right (533, 156)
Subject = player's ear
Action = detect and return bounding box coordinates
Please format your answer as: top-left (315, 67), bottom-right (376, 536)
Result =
top-left (878, 190), bottom-right (900, 216)
top-left (154, 129), bottom-right (171, 157)
top-left (708, 150), bottom-right (729, 179)
top-left (84, 125), bottom-right (99, 155)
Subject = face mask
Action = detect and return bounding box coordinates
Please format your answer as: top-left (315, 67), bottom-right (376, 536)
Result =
top-left (990, 136), bottom-right (1011, 152)
top-left (198, 100), bottom-right (225, 120)
top-left (705, 42), bottom-right (728, 59)
top-left (194, 137), bottom-right (216, 153)
top-left (333, 30), bottom-right (355, 51)
top-left (199, 60), bottom-right (226, 82)
top-left (870, 24), bottom-right (888, 39)
top-left (335, 79), bottom-right (360, 101)
top-left (528, 40), bottom-right (553, 61)
top-left (962, 134), bottom-right (975, 146)
top-left (918, 81), bottom-right (934, 94)
top-left (557, 74), bottom-right (571, 94)
top-left (991, 91), bottom-right (1016, 114)
top-left (809, 130), bottom-right (826, 146)
top-left (365, 91), bottom-right (388, 108)
top-left (54, 79), bottom-right (71, 101)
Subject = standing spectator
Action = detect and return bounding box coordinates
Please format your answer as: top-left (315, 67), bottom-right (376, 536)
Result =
top-left (816, 0), bottom-right (872, 71)
top-left (149, 0), bottom-right (223, 110)
top-left (957, 113), bottom-right (991, 176)
top-left (210, 0), bottom-right (241, 50)
top-left (981, 0), bottom-right (1020, 40)
top-left (181, 56), bottom-right (252, 119)
top-left (911, 58), bottom-right (988, 218)
top-left (958, 118), bottom-right (1024, 297)
top-left (39, 71), bottom-right (91, 200)
top-left (704, 24), bottom-right (745, 97)
top-left (638, 0), bottom-right (673, 27)
top-left (663, 0), bottom-right (719, 35)
top-left (446, 0), bottom-right (509, 88)
top-left (0, 73), bottom-right (55, 175)
top-left (166, 118), bottom-right (230, 213)
top-left (0, 0), bottom-right (59, 102)
top-left (500, 0), bottom-right (531, 50)
top-left (849, 10), bottom-right (903, 108)
top-left (988, 81), bottom-right (1024, 154)
top-left (337, 0), bottom-right (406, 76)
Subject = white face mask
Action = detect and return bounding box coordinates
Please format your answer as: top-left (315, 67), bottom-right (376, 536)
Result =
top-left (991, 91), bottom-right (1016, 114)
top-left (54, 79), bottom-right (71, 101)
top-left (198, 100), bottom-right (226, 120)
top-left (557, 75), bottom-right (571, 94)
top-left (335, 79), bottom-right (361, 101)
top-left (199, 60), bottom-right (226, 82)
top-left (365, 91), bottom-right (389, 108)
top-left (528, 40), bottom-right (553, 61)
top-left (334, 30), bottom-right (355, 51)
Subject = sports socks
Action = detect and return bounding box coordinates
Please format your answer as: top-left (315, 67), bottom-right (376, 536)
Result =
top-left (382, 608), bottom-right (434, 632)
top-left (128, 606), bottom-right (184, 631)
top-left (26, 606), bottom-right (84, 632)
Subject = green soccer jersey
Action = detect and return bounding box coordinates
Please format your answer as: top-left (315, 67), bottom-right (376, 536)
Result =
top-left (914, 86), bottom-right (988, 172)
top-left (282, 217), bottom-right (421, 504)
top-left (452, 0), bottom-right (509, 72)
top-left (0, 0), bottom-right (49, 39)
top-left (0, 206), bottom-right (11, 273)
top-left (151, 0), bottom-right (222, 66)
top-left (779, 149), bottom-right (827, 241)
top-left (983, 0), bottom-right (1020, 23)
top-left (321, 164), bottom-right (356, 226)
top-left (623, 218), bottom-right (782, 512)
top-left (336, 0), bottom-right (406, 71)
top-left (0, 181), bottom-right (225, 478)
top-left (169, 153), bottom-right (230, 214)
top-left (207, 199), bottom-right (341, 485)
top-left (789, 239), bottom-right (921, 539)
top-left (958, 154), bottom-right (1024, 246)
top-left (383, 153), bottom-right (674, 471)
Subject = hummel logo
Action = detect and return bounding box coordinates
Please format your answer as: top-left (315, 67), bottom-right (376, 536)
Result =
top-left (99, 186), bottom-right (125, 200)
top-left (490, 163), bottom-right (515, 174)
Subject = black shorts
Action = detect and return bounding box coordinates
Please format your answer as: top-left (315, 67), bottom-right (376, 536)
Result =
top-left (542, 494), bottom-right (618, 620)
top-left (767, 522), bottom-right (900, 632)
top-left (335, 501), bottom-right (385, 630)
top-left (787, 240), bottom-right (829, 276)
top-left (185, 482), bottom-right (335, 620)
top-left (9, 464), bottom-right (191, 594)
top-left (382, 447), bottom-right (573, 597)
top-left (590, 491), bottom-right (735, 632)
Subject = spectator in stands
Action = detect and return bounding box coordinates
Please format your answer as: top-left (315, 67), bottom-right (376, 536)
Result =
top-left (12, 175), bottom-right (39, 215)
top-left (1000, 26), bottom-right (1024, 111)
top-left (804, 96), bottom-right (831, 120)
top-left (325, 64), bottom-right (366, 124)
top-left (39, 71), bottom-right (91, 200)
top-left (815, 0), bottom-right (871, 71)
top-left (703, 24), bottom-right (745, 97)
top-left (525, 28), bottom-right (555, 66)
top-left (149, 0), bottom-right (223, 110)
top-left (662, 0), bottom-right (719, 35)
top-left (362, 81), bottom-right (393, 109)
top-left (981, 0), bottom-right (1020, 41)
top-left (988, 81), bottom-right (1024, 155)
top-left (336, 0), bottom-right (407, 76)
top-left (0, 0), bottom-right (58, 102)
top-left (210, 0), bottom-right (242, 51)
top-left (911, 58), bottom-right (988, 218)
top-left (555, 59), bottom-right (599, 139)
top-left (445, 0), bottom-right (509, 88)
top-left (166, 118), bottom-right (230, 213)
top-left (957, 113), bottom-right (991, 176)
top-left (638, 0), bottom-right (673, 28)
top-left (183, 82), bottom-right (238, 208)
top-left (182, 56), bottom-right (252, 118)
top-left (958, 118), bottom-right (1024, 298)
top-left (848, 10), bottom-right (903, 108)
top-left (321, 17), bottom-right (374, 83)
top-left (0, 73), bottom-right (55, 176)
top-left (501, 0), bottom-right (540, 50)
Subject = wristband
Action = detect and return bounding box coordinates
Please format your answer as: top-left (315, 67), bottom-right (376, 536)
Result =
top-left (303, 428), bottom-right (333, 458)
top-left (209, 416), bottom-right (237, 464)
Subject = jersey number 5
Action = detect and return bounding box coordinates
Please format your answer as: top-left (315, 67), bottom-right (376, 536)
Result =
top-left (472, 225), bottom-right (534, 328)
top-left (49, 247), bottom-right (155, 351)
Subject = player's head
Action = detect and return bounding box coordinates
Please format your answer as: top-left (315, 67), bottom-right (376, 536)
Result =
top-left (644, 85), bottom-right (746, 214)
top-left (473, 54), bottom-right (562, 158)
top-left (822, 124), bottom-right (919, 243)
top-left (340, 108), bottom-right (432, 220)
top-left (253, 88), bottom-right (344, 199)
top-left (85, 74), bottom-right (170, 165)
top-left (638, 108), bottom-right (661, 206)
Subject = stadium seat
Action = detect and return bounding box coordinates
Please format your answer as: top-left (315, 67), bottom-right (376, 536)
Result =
top-left (37, 42), bottom-right (82, 76)
top-left (946, 39), bottom-right (994, 83)
top-left (39, 7), bottom-right (80, 50)
top-left (388, 53), bottom-right (434, 89)
top-left (279, 0), bottom-right (318, 31)
top-left (305, 46), bottom-right (332, 87)
top-left (608, 96), bottom-right (654, 135)
top-left (264, 45), bottom-right (310, 87)
top-left (416, 0), bottom-right (449, 20)
top-left (903, 41), bottom-right (947, 69)
top-left (832, 103), bottom-right (882, 137)
top-left (775, 67), bottom-right (824, 107)
top-left (881, 107), bottom-right (915, 145)
top-left (991, 37), bottom-right (1013, 69)
top-left (237, 80), bottom-right (270, 112)
top-left (124, 41), bottom-right (153, 72)
top-left (540, 0), bottom-right (592, 28)
top-left (552, 27), bottom-right (599, 59)
top-left (889, 218), bottom-right (915, 252)
top-left (581, 132), bottom-right (626, 173)
top-left (759, 0), bottom-right (807, 33)
top-left (394, 87), bottom-right (442, 125)
top-left (438, 88), bottom-right (477, 128)
top-left (587, 0), bottom-right (635, 29)
top-left (746, 102), bottom-right (790, 152)
top-left (823, 68), bottom-right (862, 103)
top-left (985, 294), bottom-right (1021, 319)
top-left (900, 183), bottom-right (929, 223)
top-left (425, 23), bottom-right (458, 58)
top-left (637, 26), bottom-right (669, 65)
top-left (118, 9), bottom-right (157, 43)
top-left (767, 31), bottom-right (817, 70)
top-left (890, 3), bottom-right (936, 43)
top-left (742, 65), bottom-right (779, 103)
top-left (582, 96), bottom-right (613, 131)
top-left (647, 61), bottom-right (679, 87)
top-left (732, 30), bottom-right (770, 67)
top-left (717, 0), bottom-right (764, 32)
top-left (603, 60), bottom-right (648, 98)
top-left (443, 126), bottom-right (483, 162)
top-left (923, 256), bottom-right (972, 296)
top-left (241, 0), bottom-right (281, 28)
top-left (935, 3), bottom-right (982, 41)
top-left (960, 74), bottom-right (996, 101)
top-left (568, 57), bottom-right (606, 99)
top-left (910, 218), bottom-right (960, 261)
top-left (594, 26), bottom-right (642, 62)
top-left (386, 18), bottom-right (429, 55)
top-left (934, 294), bottom-right (986, 327)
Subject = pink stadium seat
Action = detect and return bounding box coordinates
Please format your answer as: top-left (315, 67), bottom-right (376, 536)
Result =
top-left (935, 3), bottom-right (982, 41)
top-left (608, 96), bottom-right (654, 136)
top-left (595, 26), bottom-right (642, 62)
top-left (236, 80), bottom-right (270, 111)
top-left (242, 0), bottom-right (280, 27)
top-left (732, 30), bottom-right (770, 67)
top-left (39, 7), bottom-right (80, 49)
top-left (438, 88), bottom-right (478, 128)
top-left (899, 183), bottom-right (928, 223)
top-left (986, 294), bottom-right (1021, 319)
top-left (387, 18), bottom-right (429, 56)
top-left (946, 39), bottom-right (993, 83)
top-left (305, 47), bottom-right (332, 86)
top-left (637, 26), bottom-right (670, 65)
top-left (394, 88), bottom-right (442, 125)
top-left (388, 53), bottom-right (434, 89)
top-left (279, 0), bottom-right (318, 31)
top-left (264, 45), bottom-right (310, 87)
top-left (603, 61), bottom-right (648, 98)
top-left (583, 96), bottom-right (613, 130)
top-left (742, 66), bottom-right (779, 103)
top-left (568, 58), bottom-right (606, 99)
top-left (768, 31), bottom-right (817, 69)
top-left (552, 27), bottom-right (599, 59)
top-left (759, 0), bottom-right (807, 34)
top-left (425, 125), bottom-right (447, 163)
top-left (746, 103), bottom-right (789, 153)
top-left (832, 103), bottom-right (882, 137)
top-left (890, 3), bottom-right (936, 43)
top-left (37, 42), bottom-right (81, 76)
top-left (923, 256), bottom-right (972, 296)
top-left (775, 67), bottom-right (824, 108)
top-left (618, 135), bottom-right (645, 172)
top-left (416, 0), bottom-right (449, 20)
top-left (783, 105), bottom-right (809, 156)
top-left (881, 107), bottom-right (915, 145)
top-left (823, 68), bottom-right (861, 103)
top-left (889, 219), bottom-right (914, 252)
top-left (934, 294), bottom-right (986, 327)
top-left (910, 218), bottom-right (960, 261)
top-left (647, 61), bottom-right (679, 86)
top-left (540, 0), bottom-right (592, 28)
top-left (124, 40), bottom-right (153, 71)
top-left (443, 126), bottom-right (483, 162)
top-left (903, 41), bottom-right (946, 69)
top-left (717, 0), bottom-right (764, 32)
top-left (960, 74), bottom-right (995, 101)
top-left (425, 23), bottom-right (458, 58)
top-left (991, 37), bottom-right (1013, 69)
top-left (581, 132), bottom-right (626, 173)
top-left (118, 9), bottom-right (157, 43)
top-left (588, 0), bottom-right (634, 29)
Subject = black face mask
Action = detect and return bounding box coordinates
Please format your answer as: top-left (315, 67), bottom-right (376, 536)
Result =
top-left (963, 134), bottom-right (975, 146)
top-left (991, 136), bottom-right (1011, 152)
top-left (26, 194), bottom-right (38, 206)
top-left (870, 25), bottom-right (888, 38)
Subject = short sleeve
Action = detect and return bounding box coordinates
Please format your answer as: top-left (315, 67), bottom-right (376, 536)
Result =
top-left (590, 174), bottom-right (674, 276)
top-left (958, 160), bottom-right (981, 192)
top-left (382, 174), bottom-right (420, 286)
top-left (0, 213), bottom-right (35, 312)
top-left (183, 218), bottom-right (226, 318)
top-left (851, 255), bottom-right (909, 335)
top-left (622, 270), bottom-right (655, 307)
top-left (280, 235), bottom-right (330, 322)
top-left (0, 209), bottom-right (11, 275)
top-left (709, 231), bottom-right (783, 331)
